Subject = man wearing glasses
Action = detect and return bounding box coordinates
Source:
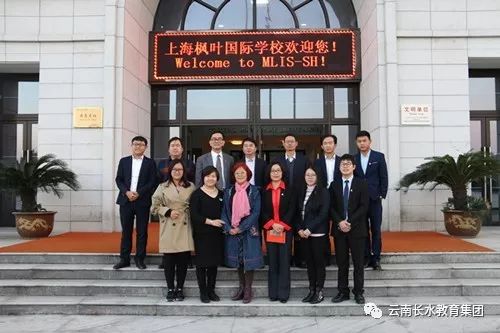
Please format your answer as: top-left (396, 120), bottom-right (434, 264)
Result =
top-left (330, 154), bottom-right (369, 304)
top-left (195, 131), bottom-right (234, 190)
top-left (114, 136), bottom-right (158, 270)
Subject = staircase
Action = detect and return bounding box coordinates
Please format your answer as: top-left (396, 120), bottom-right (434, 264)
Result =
top-left (1, 253), bottom-right (500, 316)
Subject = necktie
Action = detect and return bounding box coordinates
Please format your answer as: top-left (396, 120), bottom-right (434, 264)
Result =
top-left (343, 180), bottom-right (349, 220)
top-left (216, 154), bottom-right (224, 189)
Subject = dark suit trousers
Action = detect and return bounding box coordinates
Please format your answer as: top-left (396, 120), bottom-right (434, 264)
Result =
top-left (267, 231), bottom-right (292, 301)
top-left (119, 201), bottom-right (149, 261)
top-left (334, 233), bottom-right (365, 295)
top-left (304, 235), bottom-right (327, 289)
top-left (293, 236), bottom-right (306, 266)
top-left (365, 198), bottom-right (383, 262)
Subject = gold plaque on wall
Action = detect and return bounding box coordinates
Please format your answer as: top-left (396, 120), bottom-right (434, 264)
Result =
top-left (73, 107), bottom-right (103, 128)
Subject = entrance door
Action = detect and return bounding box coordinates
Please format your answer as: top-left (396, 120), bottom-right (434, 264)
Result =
top-left (0, 75), bottom-right (39, 227)
top-left (470, 116), bottom-right (499, 225)
top-left (151, 84), bottom-right (360, 168)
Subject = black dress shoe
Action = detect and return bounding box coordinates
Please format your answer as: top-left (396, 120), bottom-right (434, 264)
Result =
top-left (208, 290), bottom-right (220, 302)
top-left (373, 261), bottom-right (382, 271)
top-left (295, 262), bottom-right (307, 269)
top-left (332, 292), bottom-right (349, 303)
top-left (136, 261), bottom-right (147, 270)
top-left (354, 294), bottom-right (365, 304)
top-left (302, 289), bottom-right (315, 303)
top-left (113, 260), bottom-right (130, 270)
top-left (279, 299), bottom-right (288, 303)
top-left (269, 297), bottom-right (278, 302)
top-left (200, 291), bottom-right (210, 303)
top-left (158, 263), bottom-right (165, 269)
top-left (166, 289), bottom-right (175, 302)
top-left (174, 288), bottom-right (184, 301)
top-left (310, 289), bottom-right (324, 304)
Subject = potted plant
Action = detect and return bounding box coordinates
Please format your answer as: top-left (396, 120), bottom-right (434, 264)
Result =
top-left (0, 151), bottom-right (80, 238)
top-left (397, 151), bottom-right (500, 237)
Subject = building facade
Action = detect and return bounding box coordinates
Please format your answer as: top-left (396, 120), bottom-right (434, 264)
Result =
top-left (0, 0), bottom-right (498, 232)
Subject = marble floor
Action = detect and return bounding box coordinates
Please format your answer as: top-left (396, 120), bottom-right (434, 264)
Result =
top-left (0, 315), bottom-right (499, 333)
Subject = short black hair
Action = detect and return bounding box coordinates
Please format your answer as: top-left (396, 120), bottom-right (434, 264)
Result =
top-left (355, 130), bottom-right (371, 140)
top-left (242, 137), bottom-right (257, 146)
top-left (209, 131), bottom-right (224, 140)
top-left (339, 154), bottom-right (356, 166)
top-left (283, 133), bottom-right (296, 141)
top-left (168, 137), bottom-right (183, 147)
top-left (131, 136), bottom-right (148, 146)
top-left (201, 165), bottom-right (220, 182)
top-left (321, 134), bottom-right (337, 145)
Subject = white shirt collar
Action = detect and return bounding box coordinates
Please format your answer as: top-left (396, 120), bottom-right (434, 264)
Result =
top-left (133, 155), bottom-right (144, 160)
top-left (342, 175), bottom-right (354, 183)
top-left (285, 152), bottom-right (296, 160)
top-left (325, 154), bottom-right (335, 160)
top-left (211, 150), bottom-right (222, 158)
top-left (245, 156), bottom-right (255, 162)
top-left (361, 149), bottom-right (371, 158)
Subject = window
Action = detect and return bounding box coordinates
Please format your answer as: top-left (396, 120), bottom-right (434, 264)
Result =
top-left (154, 0), bottom-right (358, 31)
top-left (186, 89), bottom-right (249, 119)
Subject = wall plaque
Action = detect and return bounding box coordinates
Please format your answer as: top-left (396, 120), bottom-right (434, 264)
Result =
top-left (73, 107), bottom-right (103, 128)
top-left (401, 104), bottom-right (432, 125)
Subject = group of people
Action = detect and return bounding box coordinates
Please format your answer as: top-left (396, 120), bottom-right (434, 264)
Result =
top-left (113, 130), bottom-right (388, 305)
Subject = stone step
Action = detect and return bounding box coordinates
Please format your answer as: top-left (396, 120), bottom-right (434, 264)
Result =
top-left (2, 263), bottom-right (500, 280)
top-left (0, 252), bottom-right (499, 265)
top-left (1, 278), bottom-right (499, 297)
top-left (0, 295), bottom-right (496, 316)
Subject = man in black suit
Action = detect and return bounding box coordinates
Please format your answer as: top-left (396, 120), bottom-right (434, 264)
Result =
top-left (354, 130), bottom-right (388, 271)
top-left (241, 137), bottom-right (267, 188)
top-left (158, 137), bottom-right (195, 183)
top-left (273, 133), bottom-right (309, 268)
top-left (314, 134), bottom-right (342, 266)
top-left (330, 154), bottom-right (369, 304)
top-left (114, 136), bottom-right (158, 270)
top-left (314, 135), bottom-right (342, 189)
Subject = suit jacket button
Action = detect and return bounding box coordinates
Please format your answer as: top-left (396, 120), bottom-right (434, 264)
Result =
top-left (184, 222), bottom-right (187, 225)
top-left (172, 223), bottom-right (176, 226)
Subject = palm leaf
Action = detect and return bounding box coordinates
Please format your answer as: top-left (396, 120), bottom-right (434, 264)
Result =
top-left (0, 151), bottom-right (80, 211)
top-left (397, 151), bottom-right (500, 210)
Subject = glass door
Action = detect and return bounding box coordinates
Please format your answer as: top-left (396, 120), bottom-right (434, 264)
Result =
top-left (470, 117), bottom-right (499, 225)
top-left (0, 75), bottom-right (39, 227)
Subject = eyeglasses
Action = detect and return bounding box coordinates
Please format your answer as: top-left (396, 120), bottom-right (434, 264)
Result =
top-left (132, 143), bottom-right (146, 147)
top-left (340, 162), bottom-right (353, 167)
top-left (172, 168), bottom-right (184, 172)
top-left (210, 137), bottom-right (224, 142)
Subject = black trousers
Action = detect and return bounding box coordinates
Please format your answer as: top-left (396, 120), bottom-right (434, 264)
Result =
top-left (267, 231), bottom-right (292, 301)
top-left (164, 251), bottom-right (190, 290)
top-left (196, 266), bottom-right (218, 292)
top-left (304, 235), bottom-right (327, 289)
top-left (293, 236), bottom-right (306, 266)
top-left (365, 198), bottom-right (383, 263)
top-left (334, 234), bottom-right (366, 295)
top-left (119, 202), bottom-right (149, 261)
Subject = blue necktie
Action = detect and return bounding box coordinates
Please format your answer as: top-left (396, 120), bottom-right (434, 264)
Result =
top-left (343, 180), bottom-right (349, 219)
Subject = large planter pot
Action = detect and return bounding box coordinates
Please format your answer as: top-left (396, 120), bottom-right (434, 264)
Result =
top-left (443, 210), bottom-right (483, 237)
top-left (12, 211), bottom-right (56, 238)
